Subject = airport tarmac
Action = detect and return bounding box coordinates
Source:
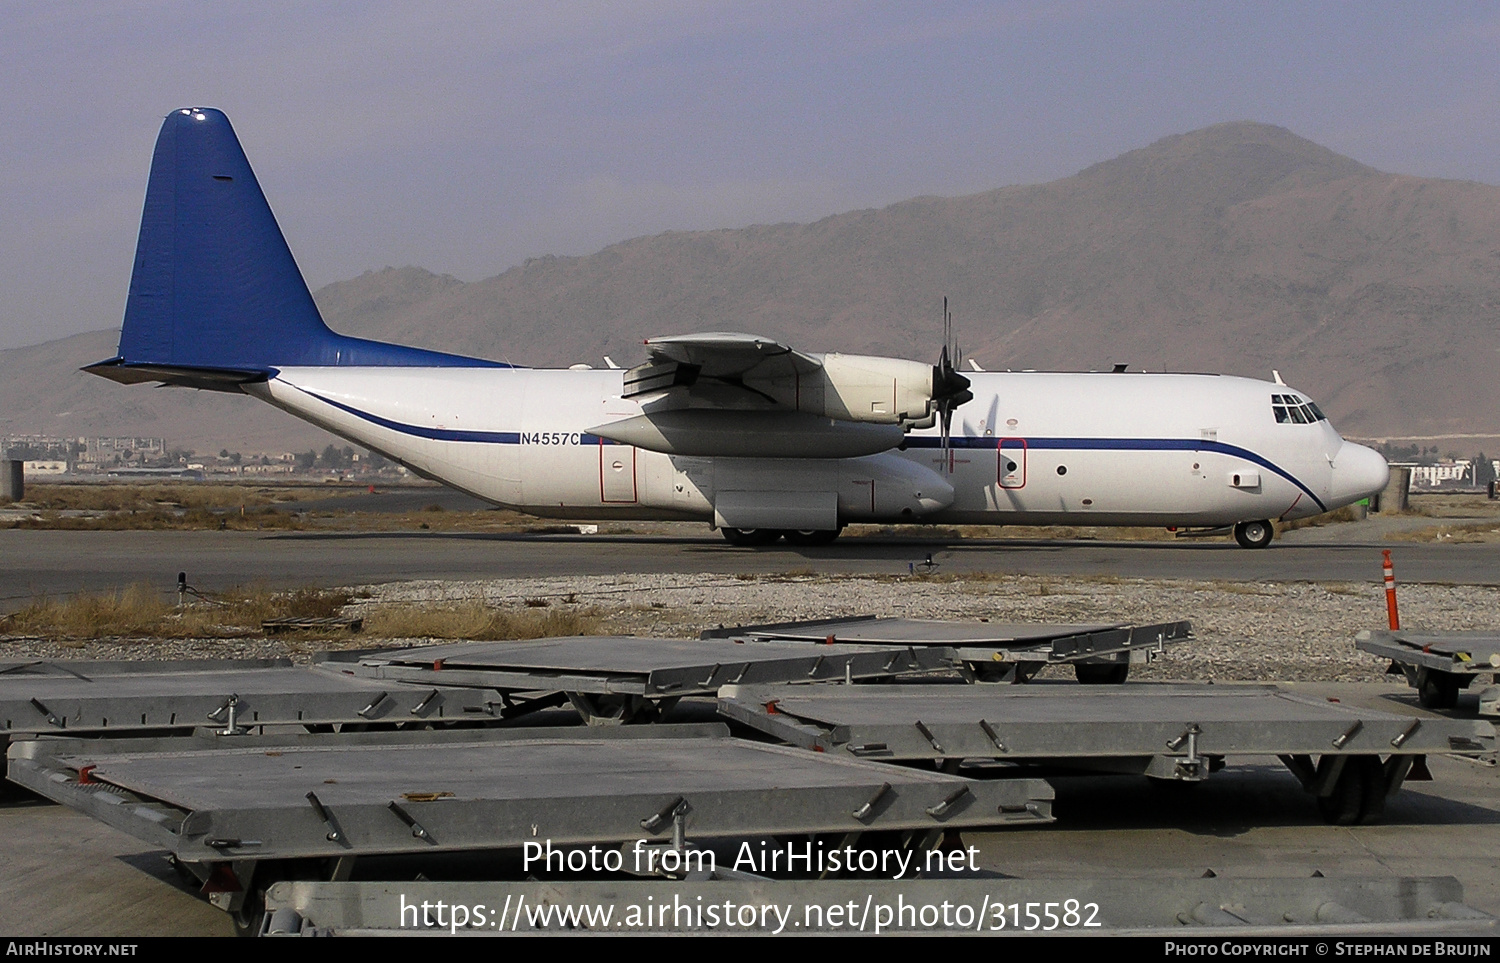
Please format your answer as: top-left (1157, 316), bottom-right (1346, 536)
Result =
top-left (0, 681), bottom-right (1495, 937)
top-left (3, 514), bottom-right (1498, 935)
top-left (5, 526), bottom-right (1500, 606)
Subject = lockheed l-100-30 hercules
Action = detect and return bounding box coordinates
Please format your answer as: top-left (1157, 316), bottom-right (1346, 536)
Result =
top-left (87, 109), bottom-right (1390, 547)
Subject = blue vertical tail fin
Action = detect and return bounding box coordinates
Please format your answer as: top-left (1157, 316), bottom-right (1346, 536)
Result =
top-left (87, 107), bottom-right (503, 389)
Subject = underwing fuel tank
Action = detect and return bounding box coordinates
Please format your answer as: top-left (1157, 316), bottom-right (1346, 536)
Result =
top-left (589, 410), bottom-right (906, 458)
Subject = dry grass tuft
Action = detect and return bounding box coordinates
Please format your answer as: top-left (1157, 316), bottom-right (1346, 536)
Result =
top-left (362, 602), bottom-right (599, 640)
top-left (1387, 521), bottom-right (1500, 544)
top-left (0, 583), bottom-right (596, 642)
top-left (3, 584), bottom-right (174, 639)
top-left (1, 584), bottom-right (358, 639)
top-left (1279, 504), bottom-right (1362, 532)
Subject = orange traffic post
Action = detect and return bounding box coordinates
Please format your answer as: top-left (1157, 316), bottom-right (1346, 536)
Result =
top-left (1382, 549), bottom-right (1400, 630)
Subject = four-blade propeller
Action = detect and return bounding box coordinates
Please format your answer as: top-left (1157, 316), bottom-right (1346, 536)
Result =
top-left (932, 297), bottom-right (974, 456)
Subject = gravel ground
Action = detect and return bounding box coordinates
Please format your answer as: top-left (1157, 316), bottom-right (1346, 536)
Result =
top-left (347, 572), bottom-right (1500, 683)
top-left (9, 572), bottom-right (1499, 686)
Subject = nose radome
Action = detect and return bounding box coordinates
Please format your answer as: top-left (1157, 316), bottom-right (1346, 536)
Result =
top-left (1330, 442), bottom-right (1390, 506)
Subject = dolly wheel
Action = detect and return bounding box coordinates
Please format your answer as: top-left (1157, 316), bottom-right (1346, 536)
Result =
top-left (1416, 668), bottom-right (1461, 709)
top-left (1075, 663), bottom-right (1130, 684)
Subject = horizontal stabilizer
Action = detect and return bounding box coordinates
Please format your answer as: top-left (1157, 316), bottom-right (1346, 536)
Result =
top-left (82, 358), bottom-right (268, 392)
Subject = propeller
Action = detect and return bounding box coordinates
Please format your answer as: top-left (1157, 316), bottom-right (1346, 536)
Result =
top-left (932, 297), bottom-right (974, 457)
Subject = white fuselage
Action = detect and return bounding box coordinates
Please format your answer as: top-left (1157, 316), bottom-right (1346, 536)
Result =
top-left (247, 367), bottom-right (1387, 529)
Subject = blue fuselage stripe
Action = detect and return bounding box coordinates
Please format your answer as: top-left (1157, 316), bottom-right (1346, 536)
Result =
top-left (303, 390), bottom-right (1326, 512)
top-left (306, 391), bottom-right (613, 446)
top-left (905, 435), bottom-right (1325, 511)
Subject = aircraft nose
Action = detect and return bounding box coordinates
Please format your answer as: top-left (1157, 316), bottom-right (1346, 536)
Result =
top-left (1330, 442), bottom-right (1390, 506)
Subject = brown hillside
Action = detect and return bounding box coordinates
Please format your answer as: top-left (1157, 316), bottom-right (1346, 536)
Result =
top-left (5, 121), bottom-right (1498, 449)
top-left (0, 330), bottom-right (342, 453)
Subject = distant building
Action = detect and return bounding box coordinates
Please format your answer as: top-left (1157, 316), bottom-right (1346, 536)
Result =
top-left (22, 459), bottom-right (68, 475)
top-left (1410, 460), bottom-right (1472, 487)
top-left (105, 466), bottom-right (204, 479)
top-left (83, 437), bottom-right (167, 463)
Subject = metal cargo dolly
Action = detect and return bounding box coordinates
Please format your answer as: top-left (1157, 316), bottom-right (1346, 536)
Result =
top-left (0, 658), bottom-right (505, 739)
top-left (321, 636), bottom-right (960, 724)
top-left (718, 682), bottom-right (1496, 825)
top-left (1355, 629), bottom-right (1500, 713)
top-left (702, 616), bottom-right (1192, 683)
top-left (259, 875), bottom-right (1495, 936)
top-left (7, 724), bottom-right (1052, 930)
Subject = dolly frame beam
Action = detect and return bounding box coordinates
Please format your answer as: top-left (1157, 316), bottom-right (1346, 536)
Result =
top-left (717, 682), bottom-right (1496, 824)
top-left (0, 659), bottom-right (505, 737)
top-left (259, 876), bottom-right (1493, 936)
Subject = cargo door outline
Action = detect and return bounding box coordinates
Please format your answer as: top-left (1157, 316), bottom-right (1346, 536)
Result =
top-left (599, 441), bottom-right (638, 503)
top-left (998, 438), bottom-right (1027, 489)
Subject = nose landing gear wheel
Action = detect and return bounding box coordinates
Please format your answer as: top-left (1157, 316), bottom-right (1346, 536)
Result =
top-left (1233, 519), bottom-right (1274, 549)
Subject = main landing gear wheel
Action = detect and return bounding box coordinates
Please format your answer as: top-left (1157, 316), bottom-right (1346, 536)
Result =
top-left (1233, 519), bottom-right (1274, 549)
top-left (720, 528), bottom-right (781, 546)
top-left (784, 528), bottom-right (843, 546)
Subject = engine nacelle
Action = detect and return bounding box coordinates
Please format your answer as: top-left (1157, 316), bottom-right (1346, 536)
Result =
top-left (746, 353), bottom-right (936, 426)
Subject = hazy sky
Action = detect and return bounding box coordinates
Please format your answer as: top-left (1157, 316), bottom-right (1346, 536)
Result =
top-left (4, 1), bottom-right (1498, 350)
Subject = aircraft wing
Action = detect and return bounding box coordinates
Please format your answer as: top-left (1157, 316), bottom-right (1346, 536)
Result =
top-left (622, 333), bottom-right (821, 402)
top-left (643, 333), bottom-right (823, 377)
top-left (605, 331), bottom-right (941, 458)
top-left (613, 330), bottom-right (961, 433)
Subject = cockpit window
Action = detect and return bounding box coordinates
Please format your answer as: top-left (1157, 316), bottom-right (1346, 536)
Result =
top-left (1271, 393), bottom-right (1327, 424)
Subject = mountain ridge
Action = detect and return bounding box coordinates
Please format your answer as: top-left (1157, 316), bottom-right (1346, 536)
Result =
top-left (4, 120), bottom-right (1497, 452)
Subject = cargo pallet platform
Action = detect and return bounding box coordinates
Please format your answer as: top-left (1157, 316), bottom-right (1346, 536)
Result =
top-left (717, 681), bottom-right (1496, 825)
top-left (5, 619), bottom-right (1497, 935)
top-left (1356, 628), bottom-right (1500, 715)
top-left (702, 616), bottom-right (1192, 684)
top-left (7, 724), bottom-right (1052, 928)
